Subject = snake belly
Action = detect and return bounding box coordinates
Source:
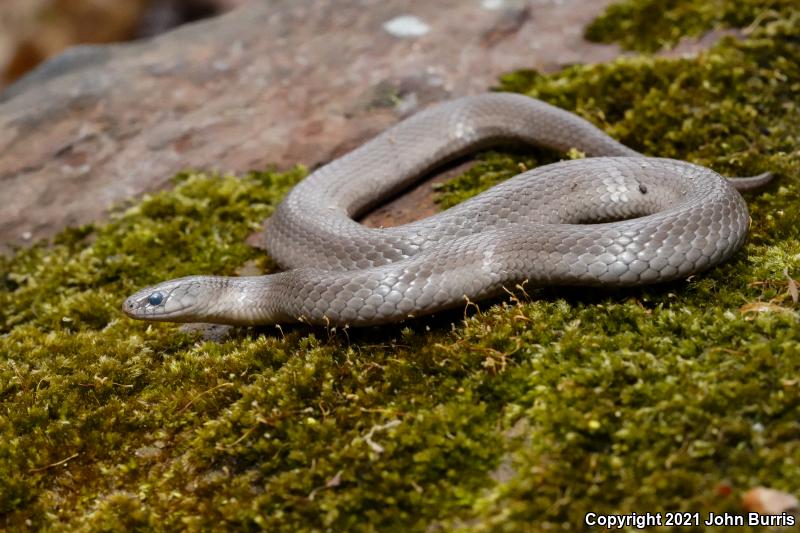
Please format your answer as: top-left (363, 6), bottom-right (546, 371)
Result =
top-left (123, 93), bottom-right (765, 326)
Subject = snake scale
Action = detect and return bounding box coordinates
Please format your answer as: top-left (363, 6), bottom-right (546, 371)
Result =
top-left (123, 93), bottom-right (771, 326)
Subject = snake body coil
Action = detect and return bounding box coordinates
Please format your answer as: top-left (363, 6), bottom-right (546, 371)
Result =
top-left (123, 93), bottom-right (769, 326)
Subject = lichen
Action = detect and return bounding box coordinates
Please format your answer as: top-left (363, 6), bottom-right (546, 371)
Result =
top-left (2, 1), bottom-right (799, 531)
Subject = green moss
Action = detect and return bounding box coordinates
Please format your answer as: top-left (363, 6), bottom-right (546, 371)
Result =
top-left (2, 1), bottom-right (800, 531)
top-left (585, 0), bottom-right (797, 52)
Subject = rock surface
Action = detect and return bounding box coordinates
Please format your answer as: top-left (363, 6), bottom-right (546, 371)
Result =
top-left (0, 0), bottom-right (626, 251)
top-left (0, 0), bottom-right (150, 88)
top-left (0, 0), bottom-right (248, 88)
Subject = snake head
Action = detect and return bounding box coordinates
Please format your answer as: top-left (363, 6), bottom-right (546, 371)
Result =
top-left (122, 276), bottom-right (208, 322)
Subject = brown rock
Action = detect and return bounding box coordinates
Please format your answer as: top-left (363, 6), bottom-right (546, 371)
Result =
top-left (0, 0), bottom-right (625, 252)
top-left (0, 0), bottom-right (151, 87)
top-left (0, 1), bottom-right (248, 88)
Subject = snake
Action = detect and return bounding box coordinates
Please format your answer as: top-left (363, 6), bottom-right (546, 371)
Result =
top-left (123, 93), bottom-right (771, 326)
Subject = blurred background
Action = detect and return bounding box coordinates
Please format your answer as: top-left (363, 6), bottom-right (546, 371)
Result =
top-left (0, 0), bottom-right (254, 90)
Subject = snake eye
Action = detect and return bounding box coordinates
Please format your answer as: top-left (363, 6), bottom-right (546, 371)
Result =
top-left (147, 292), bottom-right (164, 306)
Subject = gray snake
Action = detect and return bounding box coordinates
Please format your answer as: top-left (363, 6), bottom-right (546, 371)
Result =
top-left (123, 93), bottom-right (771, 326)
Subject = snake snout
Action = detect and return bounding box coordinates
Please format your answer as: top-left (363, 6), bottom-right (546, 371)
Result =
top-left (122, 295), bottom-right (138, 316)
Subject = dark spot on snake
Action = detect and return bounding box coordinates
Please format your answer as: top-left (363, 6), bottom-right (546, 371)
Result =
top-left (639, 183), bottom-right (648, 194)
top-left (148, 292), bottom-right (164, 306)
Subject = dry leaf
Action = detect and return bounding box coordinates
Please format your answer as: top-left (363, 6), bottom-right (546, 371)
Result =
top-left (783, 268), bottom-right (798, 304)
top-left (742, 486), bottom-right (799, 515)
top-left (740, 301), bottom-right (787, 314)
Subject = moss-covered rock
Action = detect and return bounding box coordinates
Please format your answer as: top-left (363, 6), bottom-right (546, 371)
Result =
top-left (585, 0), bottom-right (797, 52)
top-left (2, 1), bottom-right (799, 530)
